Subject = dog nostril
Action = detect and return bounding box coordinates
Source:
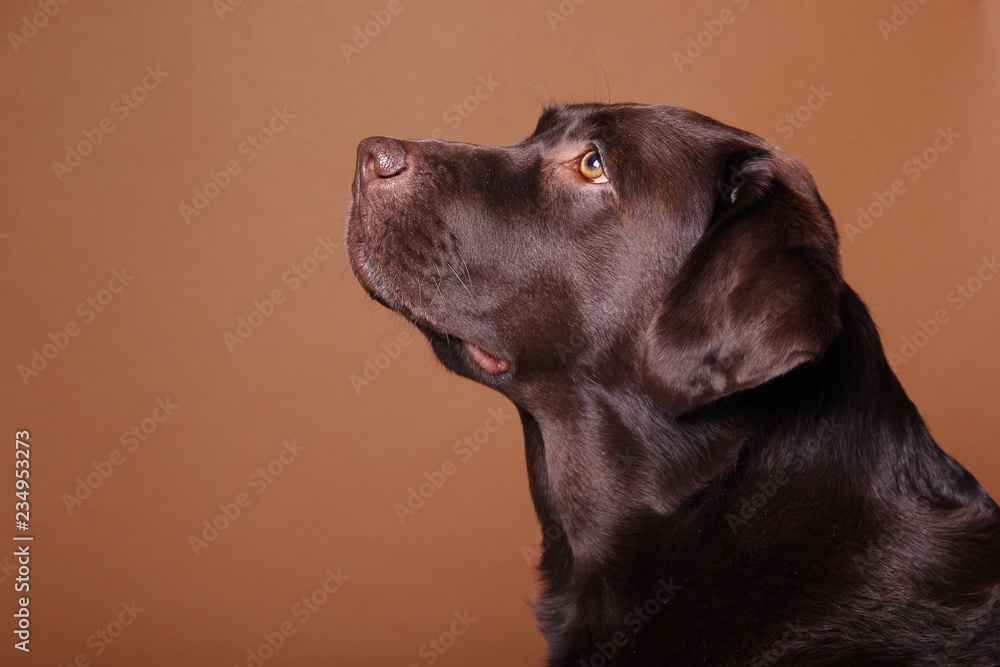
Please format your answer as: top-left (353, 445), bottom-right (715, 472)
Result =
top-left (364, 137), bottom-right (407, 179)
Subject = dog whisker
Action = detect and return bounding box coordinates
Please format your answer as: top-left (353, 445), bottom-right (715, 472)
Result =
top-left (447, 261), bottom-right (472, 296)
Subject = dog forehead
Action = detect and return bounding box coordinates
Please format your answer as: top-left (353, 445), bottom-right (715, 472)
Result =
top-left (541, 102), bottom-right (705, 133)
top-left (530, 104), bottom-right (631, 142)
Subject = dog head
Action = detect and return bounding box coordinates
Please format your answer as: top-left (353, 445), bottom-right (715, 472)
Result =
top-left (347, 104), bottom-right (843, 415)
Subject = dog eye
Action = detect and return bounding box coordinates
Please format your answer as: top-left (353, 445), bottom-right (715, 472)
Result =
top-left (579, 150), bottom-right (609, 183)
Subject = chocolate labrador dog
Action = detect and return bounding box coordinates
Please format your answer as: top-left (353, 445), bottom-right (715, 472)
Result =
top-left (346, 104), bottom-right (1000, 665)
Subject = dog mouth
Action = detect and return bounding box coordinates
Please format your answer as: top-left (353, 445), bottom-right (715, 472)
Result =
top-left (465, 340), bottom-right (510, 375)
top-left (348, 204), bottom-right (510, 377)
top-left (415, 322), bottom-right (511, 376)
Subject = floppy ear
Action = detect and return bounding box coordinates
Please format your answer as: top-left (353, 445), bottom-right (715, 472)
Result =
top-left (640, 147), bottom-right (844, 416)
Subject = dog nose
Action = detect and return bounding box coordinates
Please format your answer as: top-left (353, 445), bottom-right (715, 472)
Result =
top-left (358, 136), bottom-right (407, 182)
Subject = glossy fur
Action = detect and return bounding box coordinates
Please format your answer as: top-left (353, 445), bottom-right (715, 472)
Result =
top-left (346, 104), bottom-right (1000, 665)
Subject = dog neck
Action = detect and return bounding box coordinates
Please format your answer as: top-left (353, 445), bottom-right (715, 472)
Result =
top-left (516, 387), bottom-right (749, 572)
top-left (512, 287), bottom-right (989, 622)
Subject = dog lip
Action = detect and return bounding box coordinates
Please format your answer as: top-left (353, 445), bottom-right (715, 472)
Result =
top-left (415, 321), bottom-right (511, 376)
top-left (346, 221), bottom-right (379, 295)
top-left (465, 340), bottom-right (510, 375)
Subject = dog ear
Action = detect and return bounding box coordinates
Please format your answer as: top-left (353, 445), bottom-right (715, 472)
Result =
top-left (640, 147), bottom-right (844, 416)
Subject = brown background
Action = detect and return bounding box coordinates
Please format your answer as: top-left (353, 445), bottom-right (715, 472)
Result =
top-left (1, 1), bottom-right (998, 665)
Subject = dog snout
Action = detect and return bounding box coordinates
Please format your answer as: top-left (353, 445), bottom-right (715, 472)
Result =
top-left (357, 136), bottom-right (408, 184)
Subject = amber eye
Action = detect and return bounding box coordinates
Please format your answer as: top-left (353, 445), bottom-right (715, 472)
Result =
top-left (579, 150), bottom-right (608, 182)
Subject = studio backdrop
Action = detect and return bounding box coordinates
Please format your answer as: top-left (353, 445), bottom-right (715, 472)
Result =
top-left (1, 1), bottom-right (998, 665)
